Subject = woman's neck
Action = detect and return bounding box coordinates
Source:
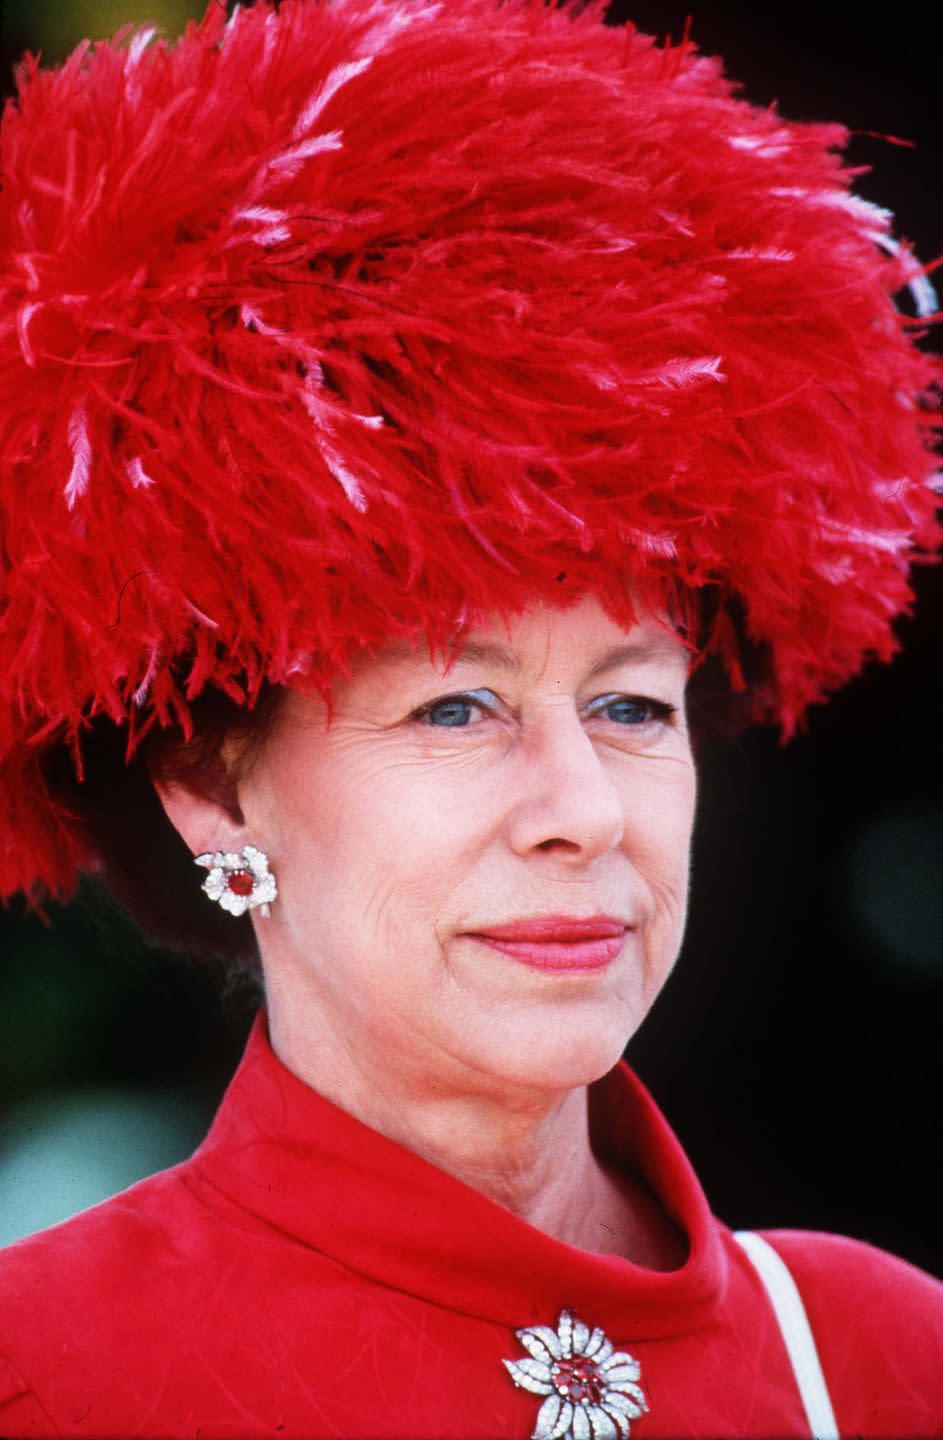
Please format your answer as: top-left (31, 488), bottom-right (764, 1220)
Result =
top-left (269, 998), bottom-right (687, 1270)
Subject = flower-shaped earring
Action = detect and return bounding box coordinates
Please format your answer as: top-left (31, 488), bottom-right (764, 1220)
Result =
top-left (194, 844), bottom-right (278, 917)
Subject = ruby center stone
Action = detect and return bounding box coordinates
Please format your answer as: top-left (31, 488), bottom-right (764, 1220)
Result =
top-left (227, 870), bottom-right (255, 897)
top-left (551, 1357), bottom-right (605, 1404)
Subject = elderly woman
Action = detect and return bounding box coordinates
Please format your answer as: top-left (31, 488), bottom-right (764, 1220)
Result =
top-left (0, 0), bottom-right (941, 1436)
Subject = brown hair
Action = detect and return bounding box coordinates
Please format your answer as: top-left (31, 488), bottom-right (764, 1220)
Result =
top-left (38, 587), bottom-right (767, 978)
top-left (40, 679), bottom-right (287, 988)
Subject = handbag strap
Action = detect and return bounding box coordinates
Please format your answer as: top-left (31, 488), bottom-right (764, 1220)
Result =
top-left (732, 1230), bottom-right (840, 1440)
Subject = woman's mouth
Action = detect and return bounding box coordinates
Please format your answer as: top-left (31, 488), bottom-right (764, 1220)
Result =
top-left (467, 933), bottom-right (626, 972)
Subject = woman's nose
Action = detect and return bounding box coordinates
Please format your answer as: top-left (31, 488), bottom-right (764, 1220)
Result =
top-left (508, 705), bottom-right (626, 857)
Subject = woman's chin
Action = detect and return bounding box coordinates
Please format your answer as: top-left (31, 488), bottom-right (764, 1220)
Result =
top-left (446, 951), bottom-right (658, 1090)
top-left (461, 1014), bottom-right (636, 1095)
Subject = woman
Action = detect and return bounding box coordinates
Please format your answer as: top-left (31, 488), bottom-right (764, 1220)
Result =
top-left (0, 0), bottom-right (940, 1435)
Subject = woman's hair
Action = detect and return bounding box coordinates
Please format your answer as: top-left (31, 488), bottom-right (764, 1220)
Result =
top-left (37, 585), bottom-right (765, 980)
top-left (39, 681), bottom-right (286, 990)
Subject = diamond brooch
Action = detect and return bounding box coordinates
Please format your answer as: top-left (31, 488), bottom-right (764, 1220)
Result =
top-left (503, 1308), bottom-right (648, 1440)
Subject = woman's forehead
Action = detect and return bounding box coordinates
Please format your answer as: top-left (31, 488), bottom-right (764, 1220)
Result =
top-left (359, 604), bottom-right (690, 684)
top-left (376, 632), bottom-right (685, 676)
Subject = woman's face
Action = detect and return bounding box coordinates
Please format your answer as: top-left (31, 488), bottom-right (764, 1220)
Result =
top-left (227, 593), bottom-right (697, 1098)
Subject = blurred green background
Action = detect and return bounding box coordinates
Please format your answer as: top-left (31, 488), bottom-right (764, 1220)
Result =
top-left (4, 0), bottom-right (203, 58)
top-left (0, 0), bottom-right (940, 1280)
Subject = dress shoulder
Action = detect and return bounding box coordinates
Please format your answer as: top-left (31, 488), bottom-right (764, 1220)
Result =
top-left (0, 1351), bottom-right (57, 1436)
top-left (0, 1162), bottom-right (205, 1422)
top-left (739, 1227), bottom-right (943, 1435)
top-left (751, 1226), bottom-right (943, 1315)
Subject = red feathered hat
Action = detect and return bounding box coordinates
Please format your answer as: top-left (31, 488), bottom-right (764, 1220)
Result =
top-left (1, 0), bottom-right (940, 919)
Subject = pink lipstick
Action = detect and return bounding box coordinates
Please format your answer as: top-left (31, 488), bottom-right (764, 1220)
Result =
top-left (466, 913), bottom-right (629, 973)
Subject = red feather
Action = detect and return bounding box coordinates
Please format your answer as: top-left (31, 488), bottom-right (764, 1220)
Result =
top-left (0, 0), bottom-right (939, 913)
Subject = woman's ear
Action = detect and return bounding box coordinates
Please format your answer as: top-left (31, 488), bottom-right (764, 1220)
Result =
top-left (150, 772), bottom-right (248, 863)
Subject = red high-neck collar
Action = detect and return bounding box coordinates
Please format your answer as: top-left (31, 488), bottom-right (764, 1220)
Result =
top-left (189, 1009), bottom-right (729, 1337)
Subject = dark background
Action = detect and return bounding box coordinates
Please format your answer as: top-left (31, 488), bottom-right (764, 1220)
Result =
top-left (0, 0), bottom-right (940, 1275)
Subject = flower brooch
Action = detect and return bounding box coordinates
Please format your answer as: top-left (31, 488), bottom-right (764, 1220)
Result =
top-left (503, 1309), bottom-right (648, 1440)
top-left (194, 844), bottom-right (278, 917)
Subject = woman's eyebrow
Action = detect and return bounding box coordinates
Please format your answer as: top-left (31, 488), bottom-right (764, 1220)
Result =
top-left (377, 639), bottom-right (678, 679)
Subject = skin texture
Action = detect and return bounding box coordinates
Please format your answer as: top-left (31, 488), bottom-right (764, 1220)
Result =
top-left (154, 593), bottom-right (697, 1267)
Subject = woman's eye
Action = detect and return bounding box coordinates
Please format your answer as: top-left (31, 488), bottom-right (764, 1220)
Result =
top-left (410, 691), bottom-right (677, 730)
top-left (598, 696), bottom-right (677, 728)
top-left (411, 692), bottom-right (495, 727)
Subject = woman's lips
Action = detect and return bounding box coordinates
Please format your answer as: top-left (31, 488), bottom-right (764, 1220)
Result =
top-left (468, 933), bottom-right (626, 972)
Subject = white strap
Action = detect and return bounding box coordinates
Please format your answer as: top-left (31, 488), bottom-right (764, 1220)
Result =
top-left (732, 1230), bottom-right (840, 1440)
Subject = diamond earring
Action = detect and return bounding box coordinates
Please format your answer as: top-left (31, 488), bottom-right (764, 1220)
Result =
top-left (194, 844), bottom-right (278, 917)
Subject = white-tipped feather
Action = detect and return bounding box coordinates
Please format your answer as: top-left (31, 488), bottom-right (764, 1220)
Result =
top-left (867, 231), bottom-right (939, 318)
top-left (635, 356), bottom-right (725, 388)
top-left (819, 518), bottom-right (911, 553)
top-left (127, 28), bottom-right (157, 68)
top-left (64, 402), bottom-right (91, 510)
top-left (16, 302), bottom-right (40, 367)
top-left (126, 456), bottom-right (156, 490)
top-left (770, 187), bottom-right (894, 228)
top-left (293, 58), bottom-right (374, 138)
top-left (321, 443), bottom-right (370, 513)
top-left (267, 129), bottom-right (345, 176)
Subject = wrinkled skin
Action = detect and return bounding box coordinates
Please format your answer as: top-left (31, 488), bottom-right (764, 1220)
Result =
top-left (155, 593), bottom-right (696, 1263)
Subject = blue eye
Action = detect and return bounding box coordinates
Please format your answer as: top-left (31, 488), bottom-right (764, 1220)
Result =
top-left (410, 691), bottom-right (677, 729)
top-left (604, 697), bottom-right (676, 727)
top-left (413, 692), bottom-right (494, 727)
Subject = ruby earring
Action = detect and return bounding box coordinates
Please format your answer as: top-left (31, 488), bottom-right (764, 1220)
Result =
top-left (194, 844), bottom-right (278, 917)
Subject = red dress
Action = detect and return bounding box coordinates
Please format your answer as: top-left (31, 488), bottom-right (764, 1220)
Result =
top-left (0, 1008), bottom-right (940, 1438)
